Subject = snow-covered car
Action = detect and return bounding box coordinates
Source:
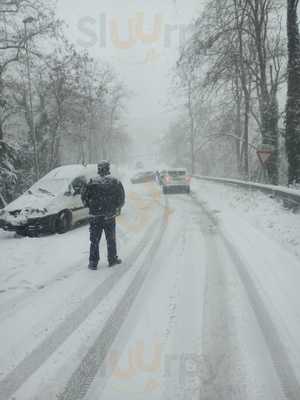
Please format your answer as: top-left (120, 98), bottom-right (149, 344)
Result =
top-left (161, 168), bottom-right (191, 194)
top-left (130, 171), bottom-right (155, 184)
top-left (0, 164), bottom-right (100, 236)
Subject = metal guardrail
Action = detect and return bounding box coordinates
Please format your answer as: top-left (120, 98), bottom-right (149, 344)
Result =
top-left (193, 176), bottom-right (300, 211)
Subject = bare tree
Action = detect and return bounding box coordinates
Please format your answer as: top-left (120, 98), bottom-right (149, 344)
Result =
top-left (170, 0), bottom-right (285, 183)
top-left (0, 1), bottom-right (130, 203)
top-left (243, 0), bottom-right (285, 184)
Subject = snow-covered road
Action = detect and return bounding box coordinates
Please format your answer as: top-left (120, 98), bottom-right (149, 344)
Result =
top-left (0, 180), bottom-right (300, 400)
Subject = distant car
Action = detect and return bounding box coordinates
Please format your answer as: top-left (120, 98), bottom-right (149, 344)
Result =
top-left (158, 170), bottom-right (167, 186)
top-left (135, 161), bottom-right (144, 170)
top-left (0, 164), bottom-right (100, 236)
top-left (161, 169), bottom-right (191, 194)
top-left (131, 171), bottom-right (155, 184)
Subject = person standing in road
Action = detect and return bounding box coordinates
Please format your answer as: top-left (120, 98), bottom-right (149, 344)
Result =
top-left (81, 161), bottom-right (125, 270)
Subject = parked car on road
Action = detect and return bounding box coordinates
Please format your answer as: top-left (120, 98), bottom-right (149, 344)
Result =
top-left (0, 164), bottom-right (99, 236)
top-left (160, 168), bottom-right (191, 194)
top-left (131, 170), bottom-right (155, 184)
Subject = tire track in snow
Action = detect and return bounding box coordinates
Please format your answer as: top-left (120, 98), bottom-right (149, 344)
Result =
top-left (222, 237), bottom-right (300, 400)
top-left (186, 195), bottom-right (241, 400)
top-left (0, 204), bottom-right (168, 400)
top-left (192, 193), bottom-right (300, 400)
top-left (158, 201), bottom-right (207, 400)
top-left (56, 204), bottom-right (169, 400)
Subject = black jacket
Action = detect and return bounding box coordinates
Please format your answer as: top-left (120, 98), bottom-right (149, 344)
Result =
top-left (81, 175), bottom-right (125, 217)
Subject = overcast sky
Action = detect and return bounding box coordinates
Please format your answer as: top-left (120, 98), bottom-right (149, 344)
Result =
top-left (56, 0), bottom-right (204, 161)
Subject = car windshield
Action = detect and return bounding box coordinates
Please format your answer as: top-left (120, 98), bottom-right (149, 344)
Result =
top-left (30, 179), bottom-right (69, 196)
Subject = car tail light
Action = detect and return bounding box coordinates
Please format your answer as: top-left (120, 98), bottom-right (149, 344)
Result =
top-left (185, 176), bottom-right (191, 183)
top-left (165, 175), bottom-right (172, 183)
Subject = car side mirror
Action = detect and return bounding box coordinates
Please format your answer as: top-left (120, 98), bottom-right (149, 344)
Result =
top-left (73, 187), bottom-right (81, 196)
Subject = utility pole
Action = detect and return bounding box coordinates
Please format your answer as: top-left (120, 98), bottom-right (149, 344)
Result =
top-left (23, 16), bottom-right (40, 180)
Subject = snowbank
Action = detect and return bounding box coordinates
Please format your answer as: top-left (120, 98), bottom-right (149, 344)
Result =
top-left (192, 179), bottom-right (300, 259)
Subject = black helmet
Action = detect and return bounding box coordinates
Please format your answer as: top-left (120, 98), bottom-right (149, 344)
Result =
top-left (97, 160), bottom-right (110, 176)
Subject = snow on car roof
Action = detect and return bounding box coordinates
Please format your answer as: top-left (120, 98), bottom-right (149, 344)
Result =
top-left (135, 170), bottom-right (154, 175)
top-left (43, 164), bottom-right (97, 180)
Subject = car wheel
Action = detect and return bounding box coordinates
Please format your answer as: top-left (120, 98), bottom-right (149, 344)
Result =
top-left (186, 187), bottom-right (191, 194)
top-left (27, 231), bottom-right (40, 238)
top-left (163, 187), bottom-right (168, 195)
top-left (15, 229), bottom-right (27, 237)
top-left (55, 210), bottom-right (72, 234)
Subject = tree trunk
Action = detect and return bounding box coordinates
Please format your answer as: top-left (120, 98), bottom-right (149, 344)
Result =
top-left (233, 71), bottom-right (243, 174)
top-left (266, 92), bottom-right (279, 184)
top-left (187, 81), bottom-right (195, 174)
top-left (234, 0), bottom-right (250, 178)
top-left (243, 95), bottom-right (250, 178)
top-left (286, 0), bottom-right (300, 184)
top-left (0, 122), bottom-right (4, 141)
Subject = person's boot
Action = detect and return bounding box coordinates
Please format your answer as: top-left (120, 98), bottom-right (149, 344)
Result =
top-left (108, 258), bottom-right (122, 267)
top-left (88, 262), bottom-right (98, 270)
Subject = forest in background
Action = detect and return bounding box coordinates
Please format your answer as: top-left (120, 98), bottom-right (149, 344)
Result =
top-left (0, 0), bottom-right (130, 204)
top-left (2, 0), bottom-right (300, 206)
top-left (162, 0), bottom-right (300, 186)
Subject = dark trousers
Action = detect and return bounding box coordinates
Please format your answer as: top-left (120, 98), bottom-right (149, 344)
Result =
top-left (89, 217), bottom-right (117, 265)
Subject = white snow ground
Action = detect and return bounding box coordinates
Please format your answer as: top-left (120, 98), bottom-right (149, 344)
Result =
top-left (192, 179), bottom-right (300, 258)
top-left (0, 178), bottom-right (299, 400)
